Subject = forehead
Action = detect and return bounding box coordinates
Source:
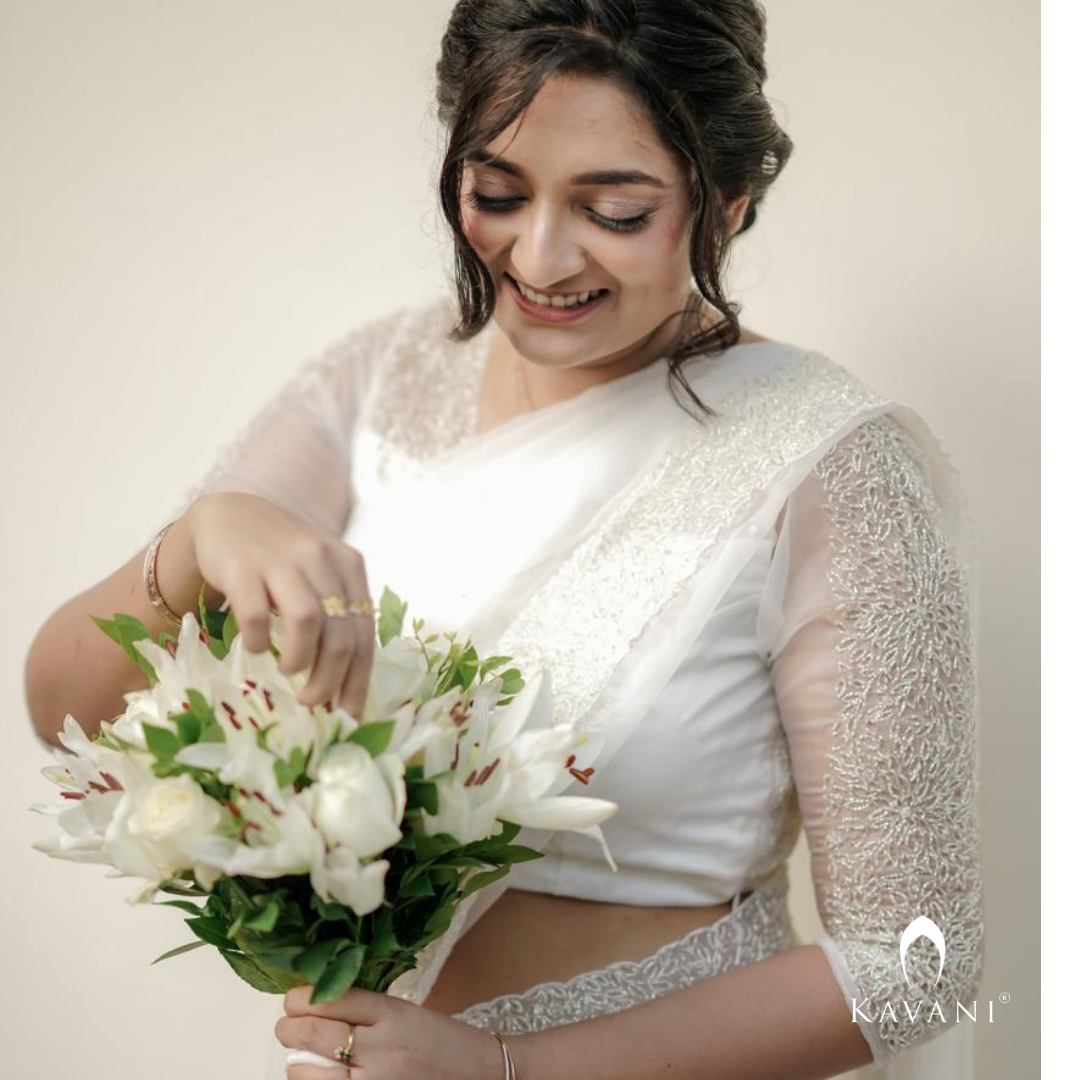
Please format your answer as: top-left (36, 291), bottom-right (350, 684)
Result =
top-left (472, 74), bottom-right (680, 185)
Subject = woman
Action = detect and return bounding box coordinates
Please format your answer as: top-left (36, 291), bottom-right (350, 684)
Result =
top-left (24, 2), bottom-right (984, 1078)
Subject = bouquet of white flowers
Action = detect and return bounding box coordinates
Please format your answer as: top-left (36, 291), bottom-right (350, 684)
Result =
top-left (30, 587), bottom-right (618, 1003)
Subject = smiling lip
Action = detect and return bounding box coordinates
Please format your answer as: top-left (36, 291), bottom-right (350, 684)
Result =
top-left (505, 274), bottom-right (610, 323)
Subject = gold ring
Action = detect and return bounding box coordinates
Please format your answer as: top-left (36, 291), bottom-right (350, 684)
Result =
top-left (348, 598), bottom-right (374, 618)
top-left (334, 1022), bottom-right (355, 1065)
top-left (320, 594), bottom-right (348, 618)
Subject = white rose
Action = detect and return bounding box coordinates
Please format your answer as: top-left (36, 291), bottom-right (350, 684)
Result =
top-left (122, 772), bottom-right (227, 878)
top-left (310, 846), bottom-right (389, 919)
top-left (309, 743), bottom-right (405, 859)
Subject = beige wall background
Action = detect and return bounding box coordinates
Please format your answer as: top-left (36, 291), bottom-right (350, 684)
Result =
top-left (0, 2), bottom-right (1037, 1077)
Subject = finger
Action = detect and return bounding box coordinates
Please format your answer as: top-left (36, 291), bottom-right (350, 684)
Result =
top-left (295, 563), bottom-right (355, 709)
top-left (334, 546), bottom-right (376, 718)
top-left (221, 563), bottom-right (273, 654)
top-left (284, 985), bottom-right (386, 1024)
top-left (276, 1014), bottom-right (357, 1066)
top-left (337, 627), bottom-right (375, 720)
top-left (334, 543), bottom-right (373, 624)
top-left (264, 564), bottom-right (324, 677)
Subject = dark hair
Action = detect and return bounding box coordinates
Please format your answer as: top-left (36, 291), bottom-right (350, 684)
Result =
top-left (434, 0), bottom-right (793, 421)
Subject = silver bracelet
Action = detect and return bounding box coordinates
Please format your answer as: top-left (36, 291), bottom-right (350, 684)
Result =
top-left (490, 1030), bottom-right (517, 1079)
top-left (143, 521), bottom-right (184, 630)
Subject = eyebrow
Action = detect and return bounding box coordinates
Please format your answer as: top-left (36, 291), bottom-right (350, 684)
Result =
top-left (464, 150), bottom-right (669, 189)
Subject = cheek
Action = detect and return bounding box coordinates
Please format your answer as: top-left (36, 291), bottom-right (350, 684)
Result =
top-left (460, 205), bottom-right (498, 256)
top-left (609, 231), bottom-right (689, 291)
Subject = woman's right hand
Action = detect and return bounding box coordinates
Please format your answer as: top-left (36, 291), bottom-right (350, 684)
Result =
top-left (180, 491), bottom-right (376, 717)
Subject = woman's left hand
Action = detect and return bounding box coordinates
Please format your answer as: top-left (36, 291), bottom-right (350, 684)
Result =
top-left (275, 984), bottom-right (508, 1080)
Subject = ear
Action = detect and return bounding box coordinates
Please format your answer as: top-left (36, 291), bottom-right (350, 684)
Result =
top-left (722, 193), bottom-right (752, 236)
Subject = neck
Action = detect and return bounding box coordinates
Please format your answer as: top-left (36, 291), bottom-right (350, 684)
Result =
top-left (493, 310), bottom-right (693, 412)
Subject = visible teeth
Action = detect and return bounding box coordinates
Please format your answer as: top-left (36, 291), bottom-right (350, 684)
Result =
top-left (515, 278), bottom-right (605, 307)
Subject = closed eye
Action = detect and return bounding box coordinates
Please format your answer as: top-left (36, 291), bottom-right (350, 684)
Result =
top-left (464, 190), bottom-right (653, 235)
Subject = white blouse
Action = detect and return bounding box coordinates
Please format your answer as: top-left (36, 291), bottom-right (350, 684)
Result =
top-left (165, 294), bottom-right (984, 1065)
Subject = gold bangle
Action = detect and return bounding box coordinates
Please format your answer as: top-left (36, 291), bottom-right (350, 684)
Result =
top-left (144, 521), bottom-right (184, 630)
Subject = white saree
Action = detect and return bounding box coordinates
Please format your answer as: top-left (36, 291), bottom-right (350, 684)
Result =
top-left (160, 294), bottom-right (983, 1080)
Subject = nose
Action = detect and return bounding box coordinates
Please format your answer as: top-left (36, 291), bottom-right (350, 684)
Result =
top-left (509, 202), bottom-right (586, 290)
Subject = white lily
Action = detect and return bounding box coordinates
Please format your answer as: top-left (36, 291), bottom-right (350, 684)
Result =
top-left (360, 635), bottom-right (429, 722)
top-left (190, 786), bottom-right (390, 918)
top-left (420, 668), bottom-right (619, 869)
top-left (129, 612), bottom-right (236, 722)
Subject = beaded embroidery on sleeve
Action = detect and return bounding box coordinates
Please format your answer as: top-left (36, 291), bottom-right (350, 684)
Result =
top-left (769, 412), bottom-right (985, 1063)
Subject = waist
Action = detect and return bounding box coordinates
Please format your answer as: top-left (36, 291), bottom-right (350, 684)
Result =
top-left (449, 862), bottom-right (795, 1033)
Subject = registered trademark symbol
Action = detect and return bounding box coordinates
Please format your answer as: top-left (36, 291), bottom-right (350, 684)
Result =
top-left (999, 992), bottom-right (1010, 1003)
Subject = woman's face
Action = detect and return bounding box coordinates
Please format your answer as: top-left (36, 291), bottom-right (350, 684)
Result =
top-left (460, 73), bottom-right (748, 376)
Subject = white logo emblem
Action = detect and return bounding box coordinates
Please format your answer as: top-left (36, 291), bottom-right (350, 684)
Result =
top-left (900, 916), bottom-right (946, 989)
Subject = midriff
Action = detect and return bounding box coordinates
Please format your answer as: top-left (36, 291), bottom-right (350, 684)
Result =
top-left (422, 885), bottom-right (749, 1015)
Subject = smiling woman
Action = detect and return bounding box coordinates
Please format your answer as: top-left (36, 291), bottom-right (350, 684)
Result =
top-left (14, 3), bottom-right (988, 1080)
top-left (436, 7), bottom-right (793, 423)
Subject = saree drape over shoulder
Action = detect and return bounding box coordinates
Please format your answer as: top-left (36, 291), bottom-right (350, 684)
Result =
top-left (161, 295), bottom-right (985, 1080)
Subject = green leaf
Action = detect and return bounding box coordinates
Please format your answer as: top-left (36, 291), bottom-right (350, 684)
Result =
top-left (345, 720), bottom-right (395, 757)
top-left (184, 916), bottom-right (236, 950)
top-left (376, 587), bottom-right (407, 647)
top-left (422, 899), bottom-right (457, 937)
top-left (244, 900), bottom-right (281, 933)
top-left (398, 872), bottom-right (435, 898)
top-left (408, 781), bottom-right (440, 816)
top-left (153, 898), bottom-right (205, 916)
top-left (310, 893), bottom-right (351, 923)
top-left (91, 612), bottom-right (160, 683)
top-left (175, 709), bottom-right (201, 745)
top-left (220, 948), bottom-right (285, 993)
top-left (492, 844), bottom-right (547, 864)
top-left (498, 668), bottom-right (524, 696)
top-left (198, 582), bottom-right (212, 634)
top-left (158, 881), bottom-right (209, 898)
top-left (249, 945), bottom-right (307, 970)
top-left (290, 746), bottom-right (308, 777)
top-left (143, 723), bottom-right (182, 760)
top-left (457, 644), bottom-right (479, 688)
top-left (294, 939), bottom-right (347, 986)
top-left (201, 608), bottom-right (231, 658)
top-left (222, 609), bottom-right (240, 650)
top-left (479, 654), bottom-right (513, 678)
top-left (185, 687), bottom-right (215, 722)
top-left (151, 940), bottom-right (208, 965)
top-left (89, 614), bottom-right (122, 646)
top-left (311, 944), bottom-right (367, 1004)
top-left (460, 863), bottom-right (511, 900)
top-left (368, 919), bottom-right (400, 960)
top-left (455, 819), bottom-right (521, 860)
top-left (413, 832), bottom-right (461, 863)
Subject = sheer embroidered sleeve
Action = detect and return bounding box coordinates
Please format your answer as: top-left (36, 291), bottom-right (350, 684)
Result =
top-left (756, 411), bottom-right (985, 1064)
top-left (156, 307), bottom-right (405, 538)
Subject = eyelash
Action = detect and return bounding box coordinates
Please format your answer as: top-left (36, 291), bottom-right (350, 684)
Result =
top-left (464, 190), bottom-right (653, 234)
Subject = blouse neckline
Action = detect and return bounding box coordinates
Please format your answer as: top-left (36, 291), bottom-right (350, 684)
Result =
top-left (451, 302), bottom-right (783, 454)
